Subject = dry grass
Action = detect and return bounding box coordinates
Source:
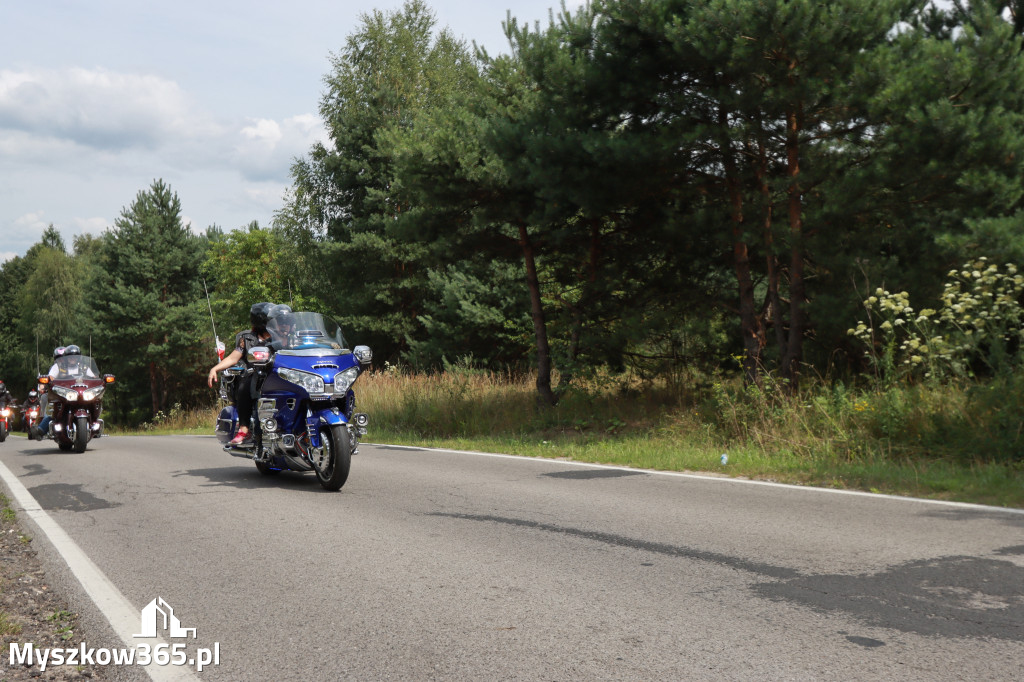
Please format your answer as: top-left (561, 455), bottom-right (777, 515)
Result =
top-left (110, 366), bottom-right (1024, 507)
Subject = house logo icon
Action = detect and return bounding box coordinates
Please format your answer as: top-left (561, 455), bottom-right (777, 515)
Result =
top-left (133, 597), bottom-right (197, 639)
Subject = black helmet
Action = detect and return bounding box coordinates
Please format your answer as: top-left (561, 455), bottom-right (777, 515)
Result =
top-left (64, 344), bottom-right (82, 356)
top-left (250, 302), bottom-right (272, 330)
top-left (53, 346), bottom-right (66, 359)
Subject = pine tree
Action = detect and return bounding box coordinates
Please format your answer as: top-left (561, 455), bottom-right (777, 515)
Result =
top-left (87, 180), bottom-right (209, 419)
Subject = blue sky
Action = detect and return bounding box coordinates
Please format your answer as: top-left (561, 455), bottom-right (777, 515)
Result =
top-left (0, 0), bottom-right (583, 261)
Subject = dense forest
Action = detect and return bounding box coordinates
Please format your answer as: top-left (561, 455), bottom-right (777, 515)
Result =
top-left (2, 0), bottom-right (1023, 425)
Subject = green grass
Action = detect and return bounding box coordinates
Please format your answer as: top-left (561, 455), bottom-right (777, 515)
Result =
top-left (112, 367), bottom-right (1024, 508)
top-left (0, 494), bottom-right (24, 637)
top-left (355, 367), bottom-right (1024, 509)
top-left (0, 611), bottom-right (21, 636)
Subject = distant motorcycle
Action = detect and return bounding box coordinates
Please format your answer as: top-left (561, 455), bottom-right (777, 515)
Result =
top-left (215, 311), bottom-right (371, 491)
top-left (21, 404), bottom-right (40, 434)
top-left (38, 355), bottom-right (115, 452)
top-left (0, 405), bottom-right (10, 442)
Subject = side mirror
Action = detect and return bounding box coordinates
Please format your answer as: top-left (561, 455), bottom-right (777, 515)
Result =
top-left (353, 345), bottom-right (372, 366)
top-left (247, 346), bottom-right (273, 367)
top-left (103, 374), bottom-right (116, 384)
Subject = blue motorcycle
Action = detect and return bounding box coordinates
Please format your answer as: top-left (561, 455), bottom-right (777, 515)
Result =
top-left (215, 312), bottom-right (371, 491)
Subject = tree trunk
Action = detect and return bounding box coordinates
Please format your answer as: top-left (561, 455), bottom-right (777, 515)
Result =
top-left (781, 100), bottom-right (806, 388)
top-left (722, 107), bottom-right (764, 386)
top-left (556, 218), bottom-right (601, 394)
top-left (518, 222), bottom-right (557, 407)
top-left (758, 135), bottom-right (788, 358)
top-left (149, 361), bottom-right (160, 416)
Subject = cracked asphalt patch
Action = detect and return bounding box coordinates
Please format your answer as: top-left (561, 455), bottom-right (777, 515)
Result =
top-left (755, 552), bottom-right (1024, 642)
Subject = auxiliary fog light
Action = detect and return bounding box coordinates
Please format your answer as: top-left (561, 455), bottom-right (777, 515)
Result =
top-left (263, 418), bottom-right (278, 433)
top-left (54, 424), bottom-right (63, 432)
top-left (353, 413), bottom-right (369, 427)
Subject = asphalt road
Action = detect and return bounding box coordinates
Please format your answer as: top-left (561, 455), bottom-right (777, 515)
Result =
top-left (1, 434), bottom-right (1022, 681)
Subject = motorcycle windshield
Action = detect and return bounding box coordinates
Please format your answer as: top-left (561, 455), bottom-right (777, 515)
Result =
top-left (268, 312), bottom-right (348, 351)
top-left (51, 355), bottom-right (101, 381)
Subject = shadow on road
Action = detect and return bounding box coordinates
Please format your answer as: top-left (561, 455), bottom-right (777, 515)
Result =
top-left (172, 465), bottom-right (329, 492)
top-left (27, 482), bottom-right (121, 512)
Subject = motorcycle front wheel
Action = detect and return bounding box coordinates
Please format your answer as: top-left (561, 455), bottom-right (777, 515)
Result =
top-left (311, 424), bottom-right (351, 491)
top-left (73, 416), bottom-right (89, 453)
top-left (0, 422), bottom-right (7, 442)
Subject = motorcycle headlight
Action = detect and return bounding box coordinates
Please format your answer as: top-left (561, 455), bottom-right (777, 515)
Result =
top-left (278, 368), bottom-right (325, 395)
top-left (53, 386), bottom-right (78, 401)
top-left (83, 386), bottom-right (105, 401)
top-left (333, 367), bottom-right (360, 395)
top-left (0, 408), bottom-right (9, 417)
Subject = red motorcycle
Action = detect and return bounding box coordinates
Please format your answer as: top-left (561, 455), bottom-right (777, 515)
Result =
top-left (38, 355), bottom-right (115, 452)
top-left (0, 404), bottom-right (10, 442)
top-left (22, 403), bottom-right (41, 434)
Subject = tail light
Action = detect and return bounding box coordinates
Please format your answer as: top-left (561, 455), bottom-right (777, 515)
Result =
top-left (247, 346), bottom-right (272, 367)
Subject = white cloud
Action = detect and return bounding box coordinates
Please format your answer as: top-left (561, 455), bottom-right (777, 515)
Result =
top-left (14, 211), bottom-right (49, 231)
top-left (0, 67), bottom-right (219, 151)
top-left (72, 216), bottom-right (109, 234)
top-left (0, 66), bottom-right (321, 186)
top-left (234, 113), bottom-right (326, 182)
top-left (0, 65), bottom-right (322, 254)
top-left (4, 211), bottom-right (101, 256)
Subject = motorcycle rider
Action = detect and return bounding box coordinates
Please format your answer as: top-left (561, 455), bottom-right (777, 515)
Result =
top-left (21, 390), bottom-right (41, 433)
top-left (51, 345), bottom-right (94, 378)
top-left (44, 346), bottom-right (66, 378)
top-left (267, 304), bottom-right (295, 349)
top-left (0, 381), bottom-right (13, 418)
top-left (207, 302), bottom-right (274, 446)
top-left (34, 347), bottom-right (63, 439)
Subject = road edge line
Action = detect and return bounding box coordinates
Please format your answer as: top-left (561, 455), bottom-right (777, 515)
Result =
top-left (0, 457), bottom-right (199, 681)
top-left (366, 442), bottom-right (1024, 516)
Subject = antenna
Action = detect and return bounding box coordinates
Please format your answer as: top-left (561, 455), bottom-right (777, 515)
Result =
top-left (203, 278), bottom-right (218, 340)
top-left (288, 279), bottom-right (294, 308)
top-left (203, 278), bottom-right (225, 360)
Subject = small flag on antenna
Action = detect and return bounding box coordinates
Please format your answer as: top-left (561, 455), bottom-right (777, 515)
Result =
top-left (216, 337), bottom-right (225, 361)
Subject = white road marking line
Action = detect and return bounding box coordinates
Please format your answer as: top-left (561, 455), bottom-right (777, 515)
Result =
top-left (0, 457), bottom-right (199, 681)
top-left (366, 442), bottom-right (1024, 516)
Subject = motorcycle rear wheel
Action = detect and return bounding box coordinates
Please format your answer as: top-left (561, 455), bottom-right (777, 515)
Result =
top-left (73, 416), bottom-right (89, 453)
top-left (311, 424), bottom-right (351, 491)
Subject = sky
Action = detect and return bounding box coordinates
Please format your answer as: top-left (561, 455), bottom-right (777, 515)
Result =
top-left (0, 0), bottom-right (584, 262)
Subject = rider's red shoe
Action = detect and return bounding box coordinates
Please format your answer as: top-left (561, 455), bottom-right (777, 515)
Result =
top-left (228, 429), bottom-right (251, 446)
